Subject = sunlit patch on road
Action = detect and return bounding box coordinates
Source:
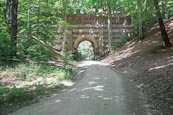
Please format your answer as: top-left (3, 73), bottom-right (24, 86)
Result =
top-left (78, 61), bottom-right (109, 68)
top-left (60, 80), bottom-right (74, 87)
top-left (81, 85), bottom-right (104, 92)
top-left (87, 81), bottom-right (97, 85)
top-left (55, 99), bottom-right (62, 103)
top-left (80, 95), bottom-right (90, 99)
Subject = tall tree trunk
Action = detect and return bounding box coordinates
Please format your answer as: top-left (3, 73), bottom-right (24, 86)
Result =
top-left (153, 0), bottom-right (172, 48)
top-left (138, 0), bottom-right (144, 40)
top-left (5, 0), bottom-right (11, 24)
top-left (107, 0), bottom-right (112, 52)
top-left (62, 0), bottom-right (67, 53)
top-left (10, 0), bottom-right (18, 56)
top-left (138, 21), bottom-right (144, 40)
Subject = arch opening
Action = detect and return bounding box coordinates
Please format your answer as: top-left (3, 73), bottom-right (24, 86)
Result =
top-left (73, 35), bottom-right (99, 60)
top-left (77, 40), bottom-right (94, 61)
top-left (74, 35), bottom-right (98, 49)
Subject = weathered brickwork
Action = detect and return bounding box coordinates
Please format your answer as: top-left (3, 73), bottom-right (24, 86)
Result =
top-left (55, 9), bottom-right (132, 59)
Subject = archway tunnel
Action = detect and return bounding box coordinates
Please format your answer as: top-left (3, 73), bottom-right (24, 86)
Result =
top-left (77, 40), bottom-right (94, 61)
top-left (72, 35), bottom-right (99, 61)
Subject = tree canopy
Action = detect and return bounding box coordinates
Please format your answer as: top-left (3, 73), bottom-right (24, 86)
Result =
top-left (0, 0), bottom-right (173, 61)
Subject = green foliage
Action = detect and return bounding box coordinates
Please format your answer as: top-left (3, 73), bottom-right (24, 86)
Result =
top-left (162, 0), bottom-right (173, 18)
top-left (0, 33), bottom-right (11, 60)
top-left (0, 0), bottom-right (75, 62)
top-left (77, 52), bottom-right (86, 61)
top-left (0, 1), bottom-right (12, 60)
top-left (113, 35), bottom-right (132, 50)
top-left (1, 0), bottom-right (173, 61)
top-left (0, 84), bottom-right (33, 105)
top-left (16, 0), bottom-right (62, 61)
top-left (0, 63), bottom-right (73, 107)
top-left (61, 52), bottom-right (73, 61)
top-left (23, 44), bottom-right (50, 61)
top-left (0, 83), bottom-right (59, 106)
top-left (0, 63), bottom-right (73, 80)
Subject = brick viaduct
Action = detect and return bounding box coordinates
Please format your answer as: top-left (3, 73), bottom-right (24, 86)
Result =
top-left (55, 9), bottom-right (132, 60)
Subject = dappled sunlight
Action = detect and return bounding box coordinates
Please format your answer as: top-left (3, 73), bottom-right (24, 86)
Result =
top-left (55, 99), bottom-right (62, 103)
top-left (143, 39), bottom-right (159, 44)
top-left (60, 80), bottom-right (74, 87)
top-left (102, 42), bottom-right (140, 64)
top-left (102, 21), bottom-right (173, 65)
top-left (13, 73), bottom-right (74, 89)
top-left (126, 41), bottom-right (136, 48)
top-left (88, 81), bottom-right (97, 86)
top-left (94, 78), bottom-right (101, 80)
top-left (80, 95), bottom-right (90, 99)
top-left (81, 85), bottom-right (104, 92)
top-left (148, 63), bottom-right (173, 71)
top-left (77, 69), bottom-right (86, 76)
top-left (15, 77), bottom-right (59, 88)
top-left (102, 97), bottom-right (113, 100)
top-left (60, 89), bottom-right (68, 93)
top-left (53, 92), bottom-right (125, 104)
top-left (109, 47), bottom-right (139, 63)
top-left (167, 56), bottom-right (173, 62)
top-left (78, 61), bottom-right (109, 67)
top-left (67, 88), bottom-right (77, 93)
top-left (53, 92), bottom-right (126, 104)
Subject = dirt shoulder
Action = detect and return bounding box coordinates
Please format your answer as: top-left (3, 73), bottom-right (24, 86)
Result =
top-left (102, 18), bottom-right (173, 115)
top-left (107, 48), bottom-right (173, 115)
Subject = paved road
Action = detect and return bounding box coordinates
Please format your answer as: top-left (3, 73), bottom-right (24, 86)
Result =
top-left (10, 61), bottom-right (151, 115)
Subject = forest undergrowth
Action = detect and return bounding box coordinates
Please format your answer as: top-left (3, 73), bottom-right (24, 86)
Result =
top-left (0, 62), bottom-right (74, 115)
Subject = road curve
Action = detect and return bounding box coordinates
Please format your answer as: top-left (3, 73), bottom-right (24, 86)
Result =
top-left (10, 61), bottom-right (151, 115)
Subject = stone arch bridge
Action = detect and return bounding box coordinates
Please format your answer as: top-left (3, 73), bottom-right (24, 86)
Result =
top-left (55, 9), bottom-right (132, 60)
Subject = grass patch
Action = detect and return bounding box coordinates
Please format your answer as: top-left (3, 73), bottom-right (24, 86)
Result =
top-left (112, 35), bottom-right (132, 50)
top-left (0, 63), bottom-right (74, 114)
top-left (0, 84), bottom-right (33, 105)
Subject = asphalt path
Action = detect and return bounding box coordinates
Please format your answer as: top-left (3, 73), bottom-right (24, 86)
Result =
top-left (10, 61), bottom-right (151, 115)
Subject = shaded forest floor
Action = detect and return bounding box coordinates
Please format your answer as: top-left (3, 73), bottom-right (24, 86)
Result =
top-left (102, 17), bottom-right (173, 115)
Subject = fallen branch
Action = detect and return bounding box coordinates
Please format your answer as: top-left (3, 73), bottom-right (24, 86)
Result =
top-left (30, 36), bottom-right (74, 66)
top-left (31, 35), bottom-right (63, 57)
